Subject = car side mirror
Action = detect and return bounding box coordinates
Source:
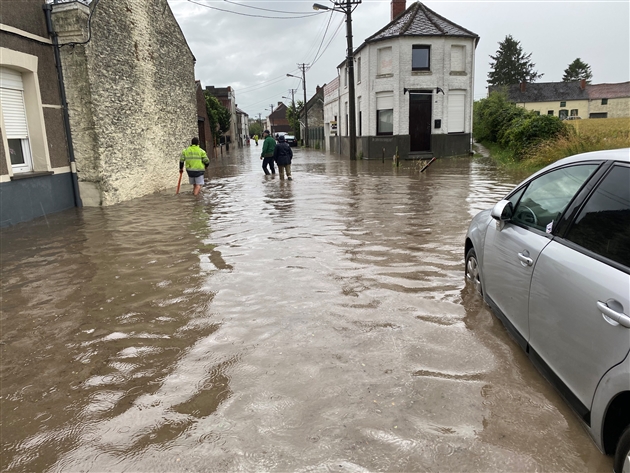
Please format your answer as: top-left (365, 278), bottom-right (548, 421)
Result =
top-left (491, 200), bottom-right (513, 221)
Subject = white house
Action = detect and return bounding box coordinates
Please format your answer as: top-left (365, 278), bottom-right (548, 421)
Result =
top-left (324, 0), bottom-right (479, 159)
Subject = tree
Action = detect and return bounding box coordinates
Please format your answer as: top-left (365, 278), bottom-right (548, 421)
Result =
top-left (249, 121), bottom-right (263, 138)
top-left (285, 100), bottom-right (304, 142)
top-left (487, 35), bottom-right (543, 86)
top-left (563, 58), bottom-right (593, 83)
top-left (204, 93), bottom-right (231, 146)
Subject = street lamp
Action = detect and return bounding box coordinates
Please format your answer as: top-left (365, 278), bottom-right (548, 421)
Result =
top-left (287, 71), bottom-right (309, 147)
top-left (313, 0), bottom-right (361, 160)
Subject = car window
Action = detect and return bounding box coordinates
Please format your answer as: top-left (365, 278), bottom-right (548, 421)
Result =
top-left (565, 165), bottom-right (630, 267)
top-left (512, 164), bottom-right (598, 232)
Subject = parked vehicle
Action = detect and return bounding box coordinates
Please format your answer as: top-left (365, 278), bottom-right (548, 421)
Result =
top-left (285, 135), bottom-right (297, 147)
top-left (464, 148), bottom-right (630, 473)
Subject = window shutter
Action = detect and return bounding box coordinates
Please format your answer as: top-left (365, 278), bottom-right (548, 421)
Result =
top-left (376, 92), bottom-right (393, 110)
top-left (451, 46), bottom-right (465, 72)
top-left (0, 68), bottom-right (29, 139)
top-left (447, 91), bottom-right (465, 133)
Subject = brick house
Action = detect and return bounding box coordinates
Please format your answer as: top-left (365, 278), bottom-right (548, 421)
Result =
top-left (302, 85), bottom-right (325, 148)
top-left (267, 102), bottom-right (291, 135)
top-left (205, 86), bottom-right (238, 147)
top-left (325, 0), bottom-right (479, 159)
top-left (0, 0), bottom-right (77, 226)
top-left (496, 80), bottom-right (630, 120)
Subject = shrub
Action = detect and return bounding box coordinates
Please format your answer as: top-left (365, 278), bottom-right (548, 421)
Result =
top-left (473, 90), bottom-right (526, 143)
top-left (500, 113), bottom-right (569, 159)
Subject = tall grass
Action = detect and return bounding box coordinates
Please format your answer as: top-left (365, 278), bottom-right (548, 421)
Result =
top-left (519, 117), bottom-right (630, 171)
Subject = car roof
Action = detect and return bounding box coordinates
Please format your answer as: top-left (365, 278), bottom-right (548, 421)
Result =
top-left (526, 148), bottom-right (630, 182)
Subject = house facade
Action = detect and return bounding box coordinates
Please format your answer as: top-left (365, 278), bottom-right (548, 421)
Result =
top-left (205, 86), bottom-right (238, 147)
top-left (498, 80), bottom-right (630, 120)
top-left (267, 102), bottom-right (291, 135)
top-left (196, 81), bottom-right (214, 155)
top-left (302, 85), bottom-right (325, 149)
top-left (325, 0), bottom-right (479, 159)
top-left (0, 0), bottom-right (78, 226)
top-left (50, 0), bottom-right (197, 207)
top-left (236, 107), bottom-right (249, 147)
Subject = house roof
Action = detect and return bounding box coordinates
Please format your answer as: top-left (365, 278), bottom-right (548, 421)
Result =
top-left (496, 81), bottom-right (590, 103)
top-left (495, 81), bottom-right (630, 103)
top-left (269, 103), bottom-right (288, 119)
top-left (587, 82), bottom-right (630, 99)
top-left (362, 2), bottom-right (477, 50)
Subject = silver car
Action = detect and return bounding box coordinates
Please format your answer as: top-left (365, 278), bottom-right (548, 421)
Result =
top-left (465, 148), bottom-right (630, 472)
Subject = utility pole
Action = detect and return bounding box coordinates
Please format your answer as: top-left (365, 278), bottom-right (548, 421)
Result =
top-left (268, 104), bottom-right (275, 133)
top-left (313, 0), bottom-right (361, 159)
top-left (343, 0), bottom-right (358, 160)
top-left (298, 63), bottom-right (309, 147)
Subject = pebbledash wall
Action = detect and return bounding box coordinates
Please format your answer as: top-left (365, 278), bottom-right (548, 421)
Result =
top-left (51, 0), bottom-right (196, 206)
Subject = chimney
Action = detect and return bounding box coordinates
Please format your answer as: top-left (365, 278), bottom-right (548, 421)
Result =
top-left (580, 79), bottom-right (586, 90)
top-left (391, 0), bottom-right (406, 20)
top-left (520, 82), bottom-right (526, 92)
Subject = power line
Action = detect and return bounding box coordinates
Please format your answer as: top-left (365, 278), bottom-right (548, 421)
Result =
top-left (237, 69), bottom-right (299, 92)
top-left (308, 10), bottom-right (335, 65)
top-left (187, 0), bottom-right (325, 19)
top-left (311, 15), bottom-right (345, 66)
top-left (222, 0), bottom-right (323, 15)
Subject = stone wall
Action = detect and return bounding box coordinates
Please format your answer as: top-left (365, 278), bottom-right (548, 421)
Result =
top-left (51, 0), bottom-right (197, 206)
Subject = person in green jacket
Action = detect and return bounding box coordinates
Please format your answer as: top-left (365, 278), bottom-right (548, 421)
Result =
top-left (180, 137), bottom-right (209, 196)
top-left (260, 130), bottom-right (276, 175)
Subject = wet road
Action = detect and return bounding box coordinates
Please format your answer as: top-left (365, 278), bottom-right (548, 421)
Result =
top-left (1, 146), bottom-right (612, 472)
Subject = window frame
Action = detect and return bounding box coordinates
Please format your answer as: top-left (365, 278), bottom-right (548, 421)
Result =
top-left (356, 57), bottom-right (361, 83)
top-left (411, 45), bottom-right (431, 71)
top-left (376, 109), bottom-right (393, 136)
top-left (560, 101), bottom-right (567, 107)
top-left (601, 98), bottom-right (608, 105)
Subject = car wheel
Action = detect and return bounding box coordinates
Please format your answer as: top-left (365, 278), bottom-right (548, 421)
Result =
top-left (614, 426), bottom-right (630, 473)
top-left (465, 248), bottom-right (483, 295)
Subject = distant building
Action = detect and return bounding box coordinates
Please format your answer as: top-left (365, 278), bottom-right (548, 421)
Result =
top-left (267, 102), bottom-right (291, 135)
top-left (196, 81), bottom-right (214, 155)
top-left (324, 0), bottom-right (479, 159)
top-left (495, 80), bottom-right (630, 119)
top-left (0, 0), bottom-right (77, 226)
top-left (303, 85), bottom-right (325, 149)
top-left (205, 86), bottom-right (238, 146)
top-left (236, 107), bottom-right (249, 146)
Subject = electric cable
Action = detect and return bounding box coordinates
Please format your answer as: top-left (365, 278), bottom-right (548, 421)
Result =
top-left (187, 0), bottom-right (324, 19)
top-left (223, 0), bottom-right (323, 15)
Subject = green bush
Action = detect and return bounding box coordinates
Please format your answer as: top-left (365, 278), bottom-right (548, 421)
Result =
top-left (501, 114), bottom-right (569, 158)
top-left (474, 90), bottom-right (568, 160)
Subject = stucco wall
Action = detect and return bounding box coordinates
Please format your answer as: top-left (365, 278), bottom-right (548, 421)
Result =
top-left (51, 0), bottom-right (196, 206)
top-left (587, 97), bottom-right (630, 118)
top-left (0, 0), bottom-right (49, 37)
top-left (517, 98), bottom-right (630, 119)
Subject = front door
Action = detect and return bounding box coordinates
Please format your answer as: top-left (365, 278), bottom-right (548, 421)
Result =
top-left (409, 91), bottom-right (432, 152)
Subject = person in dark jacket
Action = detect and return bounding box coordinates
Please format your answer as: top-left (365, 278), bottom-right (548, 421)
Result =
top-left (272, 134), bottom-right (293, 180)
top-left (260, 130), bottom-right (276, 175)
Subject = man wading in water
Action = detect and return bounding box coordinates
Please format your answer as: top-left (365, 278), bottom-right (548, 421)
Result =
top-left (180, 137), bottom-right (209, 196)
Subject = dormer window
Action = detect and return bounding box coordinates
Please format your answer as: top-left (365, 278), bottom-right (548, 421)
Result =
top-left (412, 45), bottom-right (430, 71)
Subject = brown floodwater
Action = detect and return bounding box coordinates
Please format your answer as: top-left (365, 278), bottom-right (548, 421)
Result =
top-left (1, 146), bottom-right (613, 472)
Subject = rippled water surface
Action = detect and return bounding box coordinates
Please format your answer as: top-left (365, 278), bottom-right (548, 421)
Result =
top-left (1, 147), bottom-right (612, 472)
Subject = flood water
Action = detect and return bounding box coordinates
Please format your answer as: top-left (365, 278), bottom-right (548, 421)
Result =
top-left (1, 146), bottom-right (612, 472)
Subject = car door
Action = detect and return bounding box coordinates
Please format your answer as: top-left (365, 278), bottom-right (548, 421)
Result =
top-left (528, 163), bottom-right (630, 411)
top-left (483, 164), bottom-right (599, 343)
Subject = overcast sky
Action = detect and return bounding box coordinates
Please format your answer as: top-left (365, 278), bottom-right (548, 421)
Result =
top-left (168, 0), bottom-right (630, 120)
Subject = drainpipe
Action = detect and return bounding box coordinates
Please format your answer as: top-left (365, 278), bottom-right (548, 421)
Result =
top-left (43, 3), bottom-right (82, 208)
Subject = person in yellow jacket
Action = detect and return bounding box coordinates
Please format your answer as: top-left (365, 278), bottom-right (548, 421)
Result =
top-left (180, 137), bottom-right (209, 196)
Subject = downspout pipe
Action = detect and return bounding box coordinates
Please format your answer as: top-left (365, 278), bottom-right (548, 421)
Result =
top-left (43, 3), bottom-right (83, 208)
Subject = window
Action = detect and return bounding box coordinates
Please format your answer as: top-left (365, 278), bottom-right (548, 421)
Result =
top-left (357, 57), bottom-right (361, 83)
top-left (512, 164), bottom-right (598, 232)
top-left (377, 47), bottom-right (392, 75)
top-left (601, 98), bottom-right (608, 105)
top-left (547, 110), bottom-right (554, 116)
top-left (533, 111), bottom-right (541, 116)
top-left (570, 109), bottom-right (579, 117)
top-left (447, 90), bottom-right (465, 133)
top-left (376, 91), bottom-right (393, 135)
top-left (412, 45), bottom-right (430, 71)
top-left (565, 165), bottom-right (630, 267)
top-left (0, 67), bottom-right (33, 173)
top-left (560, 101), bottom-right (566, 107)
top-left (559, 109), bottom-right (568, 120)
top-left (589, 112), bottom-right (608, 119)
top-left (345, 102), bottom-right (348, 136)
top-left (357, 97), bottom-right (362, 136)
top-left (450, 45), bottom-right (465, 72)
top-left (344, 67), bottom-right (347, 87)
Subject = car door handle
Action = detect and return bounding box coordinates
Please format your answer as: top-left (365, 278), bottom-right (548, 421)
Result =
top-left (517, 251), bottom-right (533, 266)
top-left (597, 301), bottom-right (630, 328)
